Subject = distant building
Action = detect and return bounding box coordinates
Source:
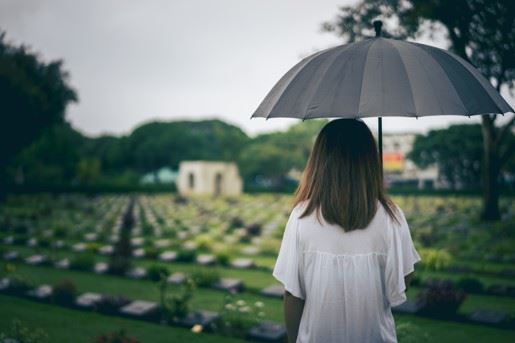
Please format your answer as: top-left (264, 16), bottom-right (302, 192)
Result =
top-left (176, 161), bottom-right (243, 196)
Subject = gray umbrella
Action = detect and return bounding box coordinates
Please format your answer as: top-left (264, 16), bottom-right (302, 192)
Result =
top-left (251, 21), bottom-right (513, 163)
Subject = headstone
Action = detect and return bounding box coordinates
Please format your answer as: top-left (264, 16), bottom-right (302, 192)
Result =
top-left (183, 241), bottom-right (198, 251)
top-left (231, 258), bottom-right (255, 269)
top-left (213, 278), bottom-right (244, 293)
top-left (175, 310), bottom-right (220, 329)
top-left (84, 233), bottom-right (98, 241)
top-left (261, 285), bottom-right (284, 298)
top-left (25, 254), bottom-right (47, 266)
top-left (27, 238), bottom-right (38, 247)
top-left (120, 300), bottom-right (159, 318)
top-left (392, 300), bottom-right (426, 314)
top-left (72, 243), bottom-right (87, 252)
top-left (3, 251), bottom-right (19, 261)
top-left (159, 251), bottom-right (177, 262)
top-left (55, 258), bottom-right (70, 269)
top-left (53, 240), bottom-right (65, 249)
top-left (3, 236), bottom-right (14, 245)
top-left (241, 246), bottom-right (259, 255)
top-left (196, 254), bottom-right (216, 266)
top-left (167, 272), bottom-right (186, 285)
top-left (132, 248), bottom-right (146, 259)
top-left (76, 292), bottom-right (103, 309)
top-left (99, 245), bottom-right (114, 255)
top-left (154, 239), bottom-right (171, 248)
top-left (26, 284), bottom-right (53, 300)
top-left (94, 262), bottom-right (109, 274)
top-left (247, 321), bottom-right (287, 342)
top-left (130, 237), bottom-right (144, 247)
top-left (469, 309), bottom-right (508, 324)
top-left (126, 267), bottom-right (147, 279)
top-left (0, 278), bottom-right (10, 291)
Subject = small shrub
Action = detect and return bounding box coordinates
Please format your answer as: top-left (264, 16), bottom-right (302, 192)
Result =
top-left (245, 223), bottom-right (262, 237)
top-left (229, 217), bottom-right (244, 229)
top-left (94, 329), bottom-right (139, 343)
top-left (418, 248), bottom-right (452, 271)
top-left (0, 319), bottom-right (48, 343)
top-left (145, 247), bottom-right (159, 260)
top-left (456, 277), bottom-right (484, 294)
top-left (52, 279), bottom-right (77, 306)
top-left (417, 280), bottom-right (466, 317)
top-left (191, 269), bottom-right (220, 287)
top-left (6, 275), bottom-right (33, 295)
top-left (13, 235), bottom-right (28, 245)
top-left (215, 251), bottom-right (231, 266)
top-left (147, 265), bottom-right (169, 282)
top-left (213, 295), bottom-right (266, 338)
top-left (70, 254), bottom-right (95, 271)
top-left (160, 277), bottom-right (196, 321)
top-left (177, 249), bottom-right (196, 263)
top-left (96, 295), bottom-right (131, 315)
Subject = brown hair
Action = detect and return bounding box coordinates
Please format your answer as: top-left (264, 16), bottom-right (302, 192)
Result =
top-left (293, 118), bottom-right (399, 231)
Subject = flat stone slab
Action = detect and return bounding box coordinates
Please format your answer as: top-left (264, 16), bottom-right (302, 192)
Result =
top-left (130, 237), bottom-right (144, 247)
top-left (167, 272), bottom-right (186, 285)
top-left (0, 278), bottom-right (10, 291)
top-left (196, 254), bottom-right (216, 266)
top-left (72, 243), bottom-right (87, 252)
top-left (3, 236), bottom-right (14, 245)
top-left (175, 310), bottom-right (220, 328)
top-left (120, 300), bottom-right (159, 317)
top-left (3, 251), bottom-right (19, 261)
top-left (159, 251), bottom-right (178, 262)
top-left (469, 309), bottom-right (508, 324)
top-left (241, 246), bottom-right (259, 255)
top-left (55, 258), bottom-right (70, 269)
top-left (132, 248), bottom-right (146, 258)
top-left (27, 238), bottom-right (38, 247)
top-left (231, 258), bottom-right (255, 269)
top-left (126, 267), bottom-right (147, 279)
top-left (154, 239), bottom-right (171, 248)
top-left (84, 233), bottom-right (98, 241)
top-left (25, 254), bottom-right (47, 265)
top-left (99, 245), bottom-right (114, 255)
top-left (261, 285), bottom-right (284, 298)
top-left (52, 240), bottom-right (65, 248)
top-left (213, 278), bottom-right (244, 293)
top-left (392, 300), bottom-right (425, 314)
top-left (76, 292), bottom-right (103, 309)
top-left (94, 262), bottom-right (109, 274)
top-left (247, 321), bottom-right (287, 342)
top-left (183, 241), bottom-right (198, 251)
top-left (26, 285), bottom-right (53, 300)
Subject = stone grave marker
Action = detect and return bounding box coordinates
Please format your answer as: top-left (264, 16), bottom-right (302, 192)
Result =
top-left (94, 262), bottom-right (109, 274)
top-left (130, 237), bottom-right (144, 247)
top-left (84, 233), bottom-right (98, 241)
top-left (247, 321), bottom-right (287, 342)
top-left (132, 248), bottom-right (146, 258)
top-left (154, 239), bottom-right (171, 248)
top-left (72, 243), bottom-right (87, 252)
top-left (469, 309), bottom-right (508, 325)
top-left (55, 258), bottom-right (70, 269)
top-left (26, 284), bottom-right (53, 300)
top-left (3, 251), bottom-right (19, 261)
top-left (231, 258), bottom-right (255, 269)
top-left (213, 278), bottom-right (244, 293)
top-left (175, 310), bottom-right (220, 329)
top-left (159, 251), bottom-right (178, 262)
top-left (261, 285), bottom-right (284, 298)
top-left (196, 254), bottom-right (216, 266)
top-left (126, 267), bottom-right (147, 279)
top-left (99, 245), bottom-right (114, 255)
top-left (76, 292), bottom-right (103, 309)
top-left (3, 236), bottom-right (14, 245)
top-left (25, 254), bottom-right (47, 266)
top-left (167, 272), bottom-right (186, 285)
top-left (120, 300), bottom-right (159, 319)
top-left (53, 240), bottom-right (65, 249)
top-left (27, 238), bottom-right (38, 247)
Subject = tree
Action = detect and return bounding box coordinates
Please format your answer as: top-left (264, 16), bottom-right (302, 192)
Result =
top-left (0, 31), bottom-right (77, 198)
top-left (323, 0), bottom-right (515, 220)
top-left (408, 124), bottom-right (484, 189)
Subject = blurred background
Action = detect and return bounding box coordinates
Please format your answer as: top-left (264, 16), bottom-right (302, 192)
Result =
top-left (0, 1), bottom-right (514, 342)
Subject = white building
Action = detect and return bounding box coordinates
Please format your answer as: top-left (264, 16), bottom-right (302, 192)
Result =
top-left (176, 161), bottom-right (243, 196)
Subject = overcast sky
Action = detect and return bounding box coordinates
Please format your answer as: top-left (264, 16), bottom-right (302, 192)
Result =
top-left (1, 0), bottom-right (513, 137)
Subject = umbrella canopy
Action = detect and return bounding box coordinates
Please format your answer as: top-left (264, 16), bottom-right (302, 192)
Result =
top-left (251, 26), bottom-right (513, 120)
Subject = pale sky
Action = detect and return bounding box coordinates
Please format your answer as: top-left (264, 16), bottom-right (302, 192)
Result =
top-left (1, 0), bottom-right (513, 137)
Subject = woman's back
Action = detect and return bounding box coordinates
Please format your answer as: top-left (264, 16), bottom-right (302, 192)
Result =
top-left (273, 200), bottom-right (420, 343)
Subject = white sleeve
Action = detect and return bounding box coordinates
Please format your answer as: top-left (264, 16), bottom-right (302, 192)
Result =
top-left (272, 208), bottom-right (305, 299)
top-left (385, 206), bottom-right (421, 307)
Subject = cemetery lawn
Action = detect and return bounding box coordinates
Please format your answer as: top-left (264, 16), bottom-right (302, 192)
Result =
top-left (0, 295), bottom-right (244, 343)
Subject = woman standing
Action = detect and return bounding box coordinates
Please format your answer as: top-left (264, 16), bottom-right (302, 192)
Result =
top-left (273, 118), bottom-right (421, 342)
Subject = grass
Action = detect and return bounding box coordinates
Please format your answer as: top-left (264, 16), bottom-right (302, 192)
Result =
top-left (0, 295), bottom-right (244, 343)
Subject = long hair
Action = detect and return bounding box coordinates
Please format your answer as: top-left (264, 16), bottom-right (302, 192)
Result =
top-left (293, 119), bottom-right (399, 231)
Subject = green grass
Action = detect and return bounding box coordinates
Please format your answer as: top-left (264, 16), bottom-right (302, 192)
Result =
top-left (0, 295), bottom-right (244, 343)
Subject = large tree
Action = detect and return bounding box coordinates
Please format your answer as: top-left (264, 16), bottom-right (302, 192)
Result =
top-left (0, 31), bottom-right (77, 198)
top-left (323, 0), bottom-right (515, 220)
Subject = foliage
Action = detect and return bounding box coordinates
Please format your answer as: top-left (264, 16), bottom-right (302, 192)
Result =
top-left (147, 264), bottom-right (169, 282)
top-left (96, 295), bottom-right (131, 315)
top-left (51, 279), bottom-right (77, 306)
top-left (0, 319), bottom-right (48, 343)
top-left (94, 330), bottom-right (139, 343)
top-left (191, 269), bottom-right (220, 287)
top-left (109, 200), bottom-right (134, 275)
top-left (456, 277), bottom-right (484, 294)
top-left (418, 248), bottom-right (452, 271)
top-left (396, 322), bottom-right (430, 343)
top-left (176, 249), bottom-right (196, 263)
top-left (159, 276), bottom-right (196, 321)
top-left (214, 296), bottom-right (266, 338)
top-left (417, 280), bottom-right (466, 317)
top-left (408, 125), bottom-right (484, 189)
top-left (215, 251), bottom-right (231, 266)
top-left (70, 254), bottom-right (95, 271)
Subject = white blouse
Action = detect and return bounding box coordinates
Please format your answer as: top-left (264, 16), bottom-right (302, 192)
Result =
top-left (273, 200), bottom-right (421, 343)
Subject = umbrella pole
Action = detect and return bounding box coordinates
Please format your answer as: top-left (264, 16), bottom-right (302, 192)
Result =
top-left (378, 116), bottom-right (383, 172)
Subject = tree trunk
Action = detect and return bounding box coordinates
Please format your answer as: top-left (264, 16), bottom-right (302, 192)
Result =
top-left (480, 115), bottom-right (501, 221)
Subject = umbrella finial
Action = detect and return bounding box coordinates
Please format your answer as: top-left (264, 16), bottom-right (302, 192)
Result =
top-left (373, 20), bottom-right (383, 37)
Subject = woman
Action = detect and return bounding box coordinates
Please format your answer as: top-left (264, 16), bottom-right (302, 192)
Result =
top-left (273, 118), bottom-right (421, 343)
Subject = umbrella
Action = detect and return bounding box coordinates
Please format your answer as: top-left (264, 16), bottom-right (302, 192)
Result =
top-left (251, 21), bottom-right (514, 168)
